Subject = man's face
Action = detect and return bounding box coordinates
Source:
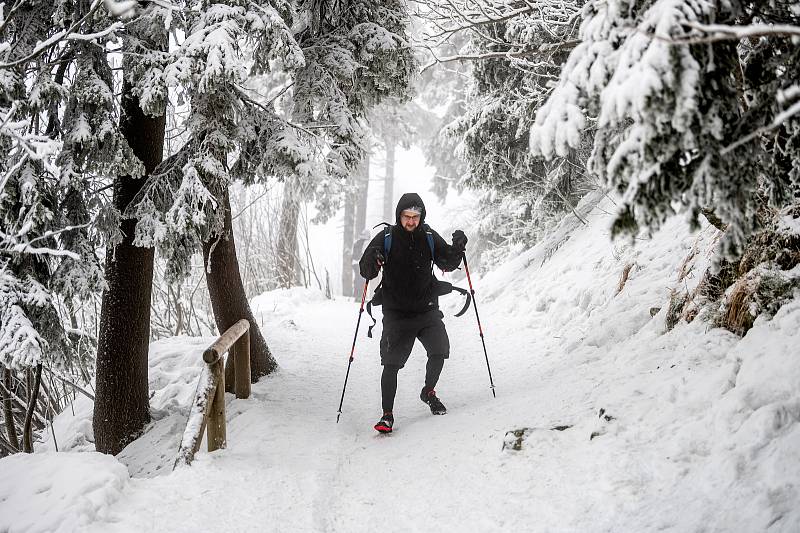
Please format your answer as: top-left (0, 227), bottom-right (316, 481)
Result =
top-left (400, 210), bottom-right (420, 232)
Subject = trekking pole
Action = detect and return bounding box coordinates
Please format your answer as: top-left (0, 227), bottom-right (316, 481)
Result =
top-left (462, 253), bottom-right (496, 398)
top-left (336, 279), bottom-right (370, 422)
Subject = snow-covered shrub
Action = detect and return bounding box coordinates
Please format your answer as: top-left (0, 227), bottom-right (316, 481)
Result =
top-left (667, 203), bottom-right (800, 335)
top-left (712, 204), bottom-right (800, 335)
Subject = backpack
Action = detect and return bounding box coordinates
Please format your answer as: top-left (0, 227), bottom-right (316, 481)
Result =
top-left (365, 223), bottom-right (470, 337)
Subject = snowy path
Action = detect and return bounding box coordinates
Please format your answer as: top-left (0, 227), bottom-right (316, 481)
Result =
top-left (89, 294), bottom-right (582, 532)
top-left (80, 288), bottom-right (633, 532)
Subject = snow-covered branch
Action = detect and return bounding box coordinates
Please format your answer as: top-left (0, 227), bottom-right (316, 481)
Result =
top-left (421, 39), bottom-right (579, 72)
top-left (415, 0), bottom-right (581, 79)
top-left (0, 0), bottom-right (119, 69)
top-left (64, 22), bottom-right (124, 42)
top-left (665, 21), bottom-right (800, 44)
top-left (0, 221), bottom-right (88, 261)
top-left (722, 98), bottom-right (800, 155)
top-left (417, 0), bottom-right (579, 43)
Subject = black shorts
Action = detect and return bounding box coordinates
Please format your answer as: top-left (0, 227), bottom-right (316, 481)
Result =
top-left (380, 309), bottom-right (450, 368)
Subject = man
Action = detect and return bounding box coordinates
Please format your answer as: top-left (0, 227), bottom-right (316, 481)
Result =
top-left (359, 192), bottom-right (467, 433)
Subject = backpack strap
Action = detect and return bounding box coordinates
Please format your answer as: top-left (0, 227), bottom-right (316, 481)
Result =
top-left (451, 285), bottom-right (471, 317)
top-left (381, 223), bottom-right (435, 265)
top-left (424, 225), bottom-right (435, 264)
top-left (366, 295), bottom-right (378, 338)
top-left (383, 225), bottom-right (392, 259)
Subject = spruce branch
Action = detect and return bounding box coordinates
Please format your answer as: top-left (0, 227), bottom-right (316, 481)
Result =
top-left (0, 0), bottom-right (121, 69)
top-left (722, 100), bottom-right (800, 155)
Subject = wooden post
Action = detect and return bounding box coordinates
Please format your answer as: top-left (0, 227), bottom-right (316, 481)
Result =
top-left (224, 343), bottom-right (235, 394)
top-left (193, 417), bottom-right (207, 458)
top-left (234, 329), bottom-right (251, 399)
top-left (206, 359), bottom-right (226, 452)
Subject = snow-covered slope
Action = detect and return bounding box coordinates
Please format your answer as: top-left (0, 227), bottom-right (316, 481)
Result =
top-left (2, 194), bottom-right (798, 532)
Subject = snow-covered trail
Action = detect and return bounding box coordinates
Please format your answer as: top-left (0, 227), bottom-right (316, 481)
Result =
top-left (79, 275), bottom-right (649, 532)
top-left (87, 291), bottom-right (596, 532)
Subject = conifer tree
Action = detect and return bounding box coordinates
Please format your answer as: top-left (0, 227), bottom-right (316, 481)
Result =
top-left (94, 6), bottom-right (167, 454)
top-left (530, 1), bottom-right (800, 256)
top-left (1, 0), bottom-right (134, 451)
top-left (274, 1), bottom-right (416, 292)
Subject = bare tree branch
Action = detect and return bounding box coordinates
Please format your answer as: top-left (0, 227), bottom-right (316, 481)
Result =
top-left (421, 39), bottom-right (579, 72)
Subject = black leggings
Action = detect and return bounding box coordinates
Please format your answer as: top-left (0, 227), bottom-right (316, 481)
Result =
top-left (381, 356), bottom-right (445, 413)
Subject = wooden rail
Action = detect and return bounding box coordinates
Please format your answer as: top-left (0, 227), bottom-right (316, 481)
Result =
top-left (174, 319), bottom-right (251, 468)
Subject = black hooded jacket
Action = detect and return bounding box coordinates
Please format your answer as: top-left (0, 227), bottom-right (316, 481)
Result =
top-left (359, 193), bottom-right (464, 314)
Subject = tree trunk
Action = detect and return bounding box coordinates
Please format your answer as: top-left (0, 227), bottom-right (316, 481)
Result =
top-left (94, 76), bottom-right (165, 455)
top-left (2, 367), bottom-right (18, 452)
top-left (341, 180), bottom-right (356, 298)
top-left (22, 364), bottom-right (42, 453)
top-left (355, 152), bottom-right (370, 237)
top-left (276, 175), bottom-right (302, 288)
top-left (353, 153), bottom-right (370, 298)
top-left (384, 140), bottom-right (395, 222)
top-left (172, 284), bottom-right (184, 336)
top-left (203, 190), bottom-right (278, 379)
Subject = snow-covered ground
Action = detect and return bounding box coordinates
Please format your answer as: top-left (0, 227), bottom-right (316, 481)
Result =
top-left (2, 193), bottom-right (799, 532)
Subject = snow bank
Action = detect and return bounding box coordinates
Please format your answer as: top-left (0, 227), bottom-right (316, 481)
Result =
top-left (0, 452), bottom-right (129, 533)
top-left (116, 337), bottom-right (211, 477)
top-left (250, 286), bottom-right (328, 317)
top-left (36, 336), bottom-right (212, 478)
top-left (470, 194), bottom-right (800, 531)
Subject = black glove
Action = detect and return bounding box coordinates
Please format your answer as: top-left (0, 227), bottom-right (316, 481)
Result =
top-left (452, 230), bottom-right (468, 251)
top-left (360, 249), bottom-right (384, 280)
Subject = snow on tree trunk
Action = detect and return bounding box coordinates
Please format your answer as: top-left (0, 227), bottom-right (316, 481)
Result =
top-left (94, 77), bottom-right (165, 455)
top-left (355, 152), bottom-right (370, 236)
top-left (2, 367), bottom-right (18, 452)
top-left (276, 176), bottom-right (302, 289)
top-left (202, 191), bottom-right (277, 380)
top-left (353, 153), bottom-right (371, 297)
top-left (341, 182), bottom-right (356, 298)
top-left (384, 141), bottom-right (395, 222)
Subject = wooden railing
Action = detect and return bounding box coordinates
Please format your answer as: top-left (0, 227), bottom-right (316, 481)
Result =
top-left (174, 319), bottom-right (251, 468)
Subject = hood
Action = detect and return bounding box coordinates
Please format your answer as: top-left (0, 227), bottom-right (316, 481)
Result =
top-left (394, 192), bottom-right (426, 226)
